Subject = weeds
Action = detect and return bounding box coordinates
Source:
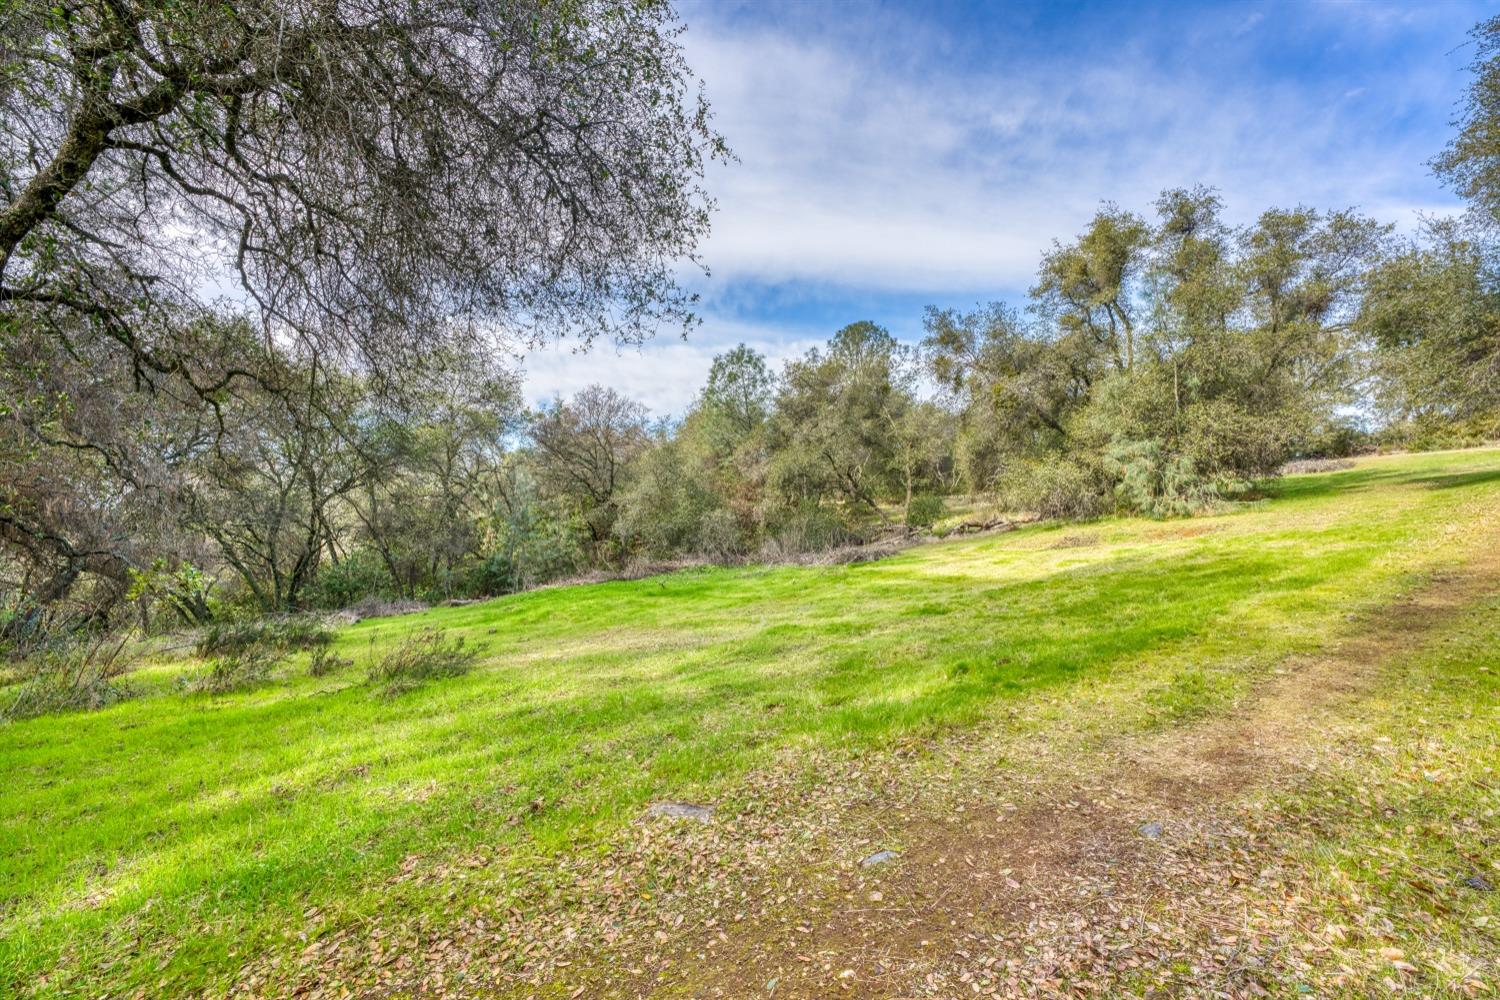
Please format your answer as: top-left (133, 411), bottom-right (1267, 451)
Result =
top-left (366, 628), bottom-right (476, 696)
top-left (1281, 457), bottom-right (1357, 475)
top-left (308, 645), bottom-right (352, 677)
top-left (181, 647), bottom-right (279, 695)
top-left (1, 636), bottom-right (135, 722)
top-left (196, 616), bottom-right (332, 658)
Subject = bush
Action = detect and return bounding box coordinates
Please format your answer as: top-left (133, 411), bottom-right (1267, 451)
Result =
top-left (904, 493), bottom-right (947, 529)
top-left (761, 503), bottom-right (865, 558)
top-left (995, 459), bottom-right (1111, 521)
top-left (196, 616), bottom-right (332, 658)
top-left (614, 441), bottom-right (726, 558)
top-left (463, 550), bottom-right (521, 598)
top-left (181, 646), bottom-right (280, 695)
top-left (1107, 439), bottom-right (1223, 517)
top-left (695, 508), bottom-right (745, 559)
top-left (341, 595), bottom-right (429, 622)
top-left (308, 645), bottom-right (353, 677)
top-left (307, 549), bottom-right (397, 610)
top-left (1381, 410), bottom-right (1500, 453)
top-left (1300, 420), bottom-right (1373, 459)
top-left (366, 628), bottom-right (477, 697)
top-left (1, 638), bottom-right (135, 722)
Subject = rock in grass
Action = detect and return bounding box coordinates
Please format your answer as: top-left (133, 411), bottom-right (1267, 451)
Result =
top-left (647, 801), bottom-right (714, 822)
top-left (1138, 821), bottom-right (1164, 840)
top-left (1463, 874), bottom-right (1494, 892)
top-left (860, 849), bottom-right (900, 867)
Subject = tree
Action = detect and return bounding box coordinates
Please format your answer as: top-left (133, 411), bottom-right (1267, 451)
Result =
top-left (348, 354), bottom-right (521, 598)
top-left (1033, 206), bottom-right (1151, 373)
top-left (1361, 218), bottom-right (1500, 426)
top-left (0, 0), bottom-right (723, 626)
top-left (1434, 16), bottom-right (1500, 223)
top-left (769, 321), bottom-right (914, 522)
top-left (614, 430), bottom-right (731, 558)
top-left (890, 401), bottom-right (956, 518)
top-left (184, 359), bottom-right (365, 611)
top-left (699, 344), bottom-right (775, 449)
top-left (931, 191), bottom-right (1388, 516)
top-left (0, 313), bottom-right (225, 636)
top-left (528, 385), bottom-right (649, 549)
top-left (0, 0), bottom-right (724, 390)
top-left (924, 303), bottom-right (1083, 489)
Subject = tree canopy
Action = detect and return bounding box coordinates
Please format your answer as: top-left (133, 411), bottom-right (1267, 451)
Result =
top-left (0, 0), bottom-right (724, 386)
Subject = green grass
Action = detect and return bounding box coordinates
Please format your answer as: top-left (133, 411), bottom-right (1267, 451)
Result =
top-left (1256, 575), bottom-right (1500, 994)
top-left (4, 448), bottom-right (1500, 997)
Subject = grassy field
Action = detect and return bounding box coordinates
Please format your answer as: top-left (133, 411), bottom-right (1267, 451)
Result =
top-left (4, 448), bottom-right (1500, 997)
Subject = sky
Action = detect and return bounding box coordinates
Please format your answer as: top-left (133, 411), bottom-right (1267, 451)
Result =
top-left (518, 0), bottom-right (1492, 415)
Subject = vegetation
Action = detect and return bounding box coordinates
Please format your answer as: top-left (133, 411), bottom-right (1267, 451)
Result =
top-left (0, 635), bottom-right (133, 722)
top-left (0, 0), bottom-right (723, 635)
top-left (3, 181), bottom-right (1484, 629)
top-left (179, 646), bottom-right (279, 696)
top-left (1, 449), bottom-right (1498, 995)
top-left (1, 7), bottom-right (1496, 627)
top-left (5, 3), bottom-right (1500, 997)
top-left (364, 628), bottom-right (477, 697)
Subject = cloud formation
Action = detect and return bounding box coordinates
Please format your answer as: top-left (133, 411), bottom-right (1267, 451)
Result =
top-left (522, 0), bottom-right (1483, 413)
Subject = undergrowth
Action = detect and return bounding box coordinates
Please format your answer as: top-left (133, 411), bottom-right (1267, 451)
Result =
top-left (0, 637), bottom-right (135, 722)
top-left (365, 628), bottom-right (476, 696)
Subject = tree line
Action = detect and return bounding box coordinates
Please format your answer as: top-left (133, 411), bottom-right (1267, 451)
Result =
top-left (2, 4), bottom-right (1500, 638)
top-left (6, 179), bottom-right (1499, 633)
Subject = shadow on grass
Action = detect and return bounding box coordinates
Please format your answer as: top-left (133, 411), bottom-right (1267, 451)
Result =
top-left (1414, 468), bottom-right (1500, 491)
top-left (1265, 455), bottom-right (1500, 503)
top-left (1263, 466), bottom-right (1404, 503)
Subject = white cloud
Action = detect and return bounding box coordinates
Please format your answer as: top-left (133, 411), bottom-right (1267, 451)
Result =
top-left (676, 5), bottom-right (1462, 292)
top-left (521, 1), bottom-right (1474, 413)
top-left (517, 316), bottom-right (825, 414)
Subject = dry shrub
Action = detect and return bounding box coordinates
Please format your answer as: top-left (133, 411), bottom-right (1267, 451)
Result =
top-left (308, 645), bottom-right (353, 677)
top-left (1, 636), bottom-right (135, 722)
top-left (196, 616), bottom-right (332, 657)
top-left (366, 628), bottom-right (476, 697)
top-left (182, 646), bottom-right (280, 695)
top-left (350, 596), bottom-right (429, 619)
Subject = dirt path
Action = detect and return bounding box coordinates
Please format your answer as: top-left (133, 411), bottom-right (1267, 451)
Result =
top-left (607, 547), bottom-right (1500, 999)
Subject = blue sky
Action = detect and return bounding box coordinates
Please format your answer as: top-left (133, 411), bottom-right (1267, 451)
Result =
top-left (519, 0), bottom-right (1492, 414)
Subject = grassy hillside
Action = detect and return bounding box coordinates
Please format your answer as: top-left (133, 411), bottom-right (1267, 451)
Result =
top-left (4, 448), bottom-right (1500, 997)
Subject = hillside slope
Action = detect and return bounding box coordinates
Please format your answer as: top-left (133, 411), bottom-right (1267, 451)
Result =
top-left (4, 449), bottom-right (1500, 998)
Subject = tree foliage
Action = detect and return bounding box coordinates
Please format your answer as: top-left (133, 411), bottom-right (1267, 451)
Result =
top-left (0, 0), bottom-right (724, 385)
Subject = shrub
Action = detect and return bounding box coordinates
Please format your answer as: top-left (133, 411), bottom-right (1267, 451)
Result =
top-left (308, 645), bottom-right (353, 677)
top-left (995, 459), bottom-right (1111, 521)
top-left (307, 550), bottom-right (397, 610)
top-left (1300, 419), bottom-right (1373, 459)
top-left (463, 550), bottom-right (521, 598)
top-left (761, 503), bottom-right (864, 558)
top-left (342, 596), bottom-right (429, 622)
top-left (1107, 439), bottom-right (1223, 517)
top-left (196, 616), bottom-right (332, 658)
top-left (614, 441), bottom-right (726, 558)
top-left (1382, 410), bottom-right (1500, 452)
top-left (904, 493), bottom-right (947, 529)
top-left (1, 638), bottom-right (135, 722)
top-left (366, 628), bottom-right (477, 697)
top-left (182, 647), bottom-right (279, 695)
top-left (695, 508), bottom-right (745, 559)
